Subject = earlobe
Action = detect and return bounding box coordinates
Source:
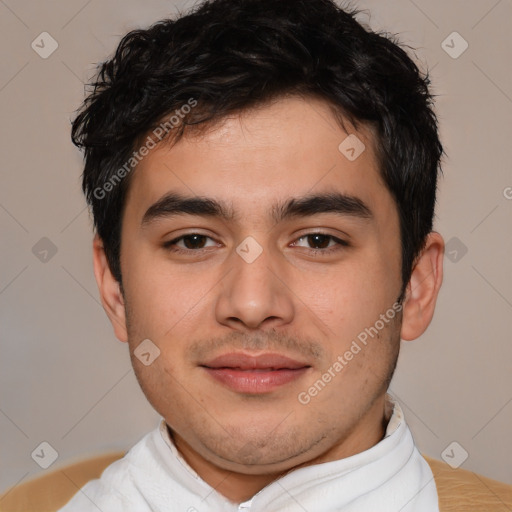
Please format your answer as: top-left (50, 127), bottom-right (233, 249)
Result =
top-left (400, 232), bottom-right (444, 342)
top-left (92, 234), bottom-right (128, 343)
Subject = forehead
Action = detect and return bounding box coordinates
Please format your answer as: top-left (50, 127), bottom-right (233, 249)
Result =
top-left (124, 96), bottom-right (390, 222)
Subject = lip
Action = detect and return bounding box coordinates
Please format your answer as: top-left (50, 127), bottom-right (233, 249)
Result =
top-left (200, 352), bottom-right (311, 394)
top-left (202, 352), bottom-right (310, 370)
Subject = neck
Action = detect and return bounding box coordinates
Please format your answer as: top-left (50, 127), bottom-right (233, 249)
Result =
top-left (168, 396), bottom-right (391, 503)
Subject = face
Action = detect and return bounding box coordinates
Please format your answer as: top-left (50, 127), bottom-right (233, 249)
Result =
top-left (114, 96), bottom-right (405, 475)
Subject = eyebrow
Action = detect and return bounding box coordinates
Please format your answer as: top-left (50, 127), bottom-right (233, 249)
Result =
top-left (141, 191), bottom-right (373, 227)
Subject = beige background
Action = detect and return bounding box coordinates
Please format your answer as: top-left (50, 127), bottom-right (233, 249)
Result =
top-left (1, 0), bottom-right (511, 496)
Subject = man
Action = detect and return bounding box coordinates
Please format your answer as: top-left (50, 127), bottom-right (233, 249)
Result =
top-left (59, 0), bottom-right (445, 510)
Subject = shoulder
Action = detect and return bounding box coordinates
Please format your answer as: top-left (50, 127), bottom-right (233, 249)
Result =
top-left (425, 456), bottom-right (512, 511)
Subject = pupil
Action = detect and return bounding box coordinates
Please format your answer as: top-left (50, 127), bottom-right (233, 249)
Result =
top-left (308, 234), bottom-right (329, 248)
top-left (184, 235), bottom-right (205, 249)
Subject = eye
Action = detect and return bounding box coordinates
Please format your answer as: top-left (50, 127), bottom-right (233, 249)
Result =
top-left (292, 233), bottom-right (349, 252)
top-left (162, 232), bottom-right (349, 255)
top-left (163, 234), bottom-right (218, 252)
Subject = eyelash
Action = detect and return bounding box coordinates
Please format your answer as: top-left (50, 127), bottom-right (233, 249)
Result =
top-left (162, 233), bottom-right (349, 255)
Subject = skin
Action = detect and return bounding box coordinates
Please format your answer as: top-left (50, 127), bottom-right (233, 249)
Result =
top-left (93, 96), bottom-right (444, 503)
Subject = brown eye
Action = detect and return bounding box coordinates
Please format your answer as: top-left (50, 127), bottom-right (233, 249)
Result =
top-left (293, 233), bottom-right (348, 251)
top-left (163, 234), bottom-right (217, 252)
top-left (306, 234), bottom-right (332, 249)
top-left (181, 234), bottom-right (208, 249)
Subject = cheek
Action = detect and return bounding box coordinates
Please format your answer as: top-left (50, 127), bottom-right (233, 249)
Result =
top-left (130, 353), bottom-right (179, 418)
top-left (297, 255), bottom-right (396, 338)
top-left (122, 250), bottom-right (214, 336)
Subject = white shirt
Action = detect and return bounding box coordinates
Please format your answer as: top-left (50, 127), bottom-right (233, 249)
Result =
top-left (58, 397), bottom-right (439, 511)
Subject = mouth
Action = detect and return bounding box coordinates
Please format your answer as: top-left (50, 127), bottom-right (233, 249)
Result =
top-left (200, 352), bottom-right (311, 393)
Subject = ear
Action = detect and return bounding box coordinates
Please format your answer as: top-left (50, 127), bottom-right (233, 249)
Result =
top-left (92, 234), bottom-right (128, 342)
top-left (400, 232), bottom-right (444, 341)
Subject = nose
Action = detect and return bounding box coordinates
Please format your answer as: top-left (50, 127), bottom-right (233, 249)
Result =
top-left (215, 241), bottom-right (295, 331)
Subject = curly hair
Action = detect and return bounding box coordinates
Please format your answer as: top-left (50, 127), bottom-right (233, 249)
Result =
top-left (72, 0), bottom-right (443, 301)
